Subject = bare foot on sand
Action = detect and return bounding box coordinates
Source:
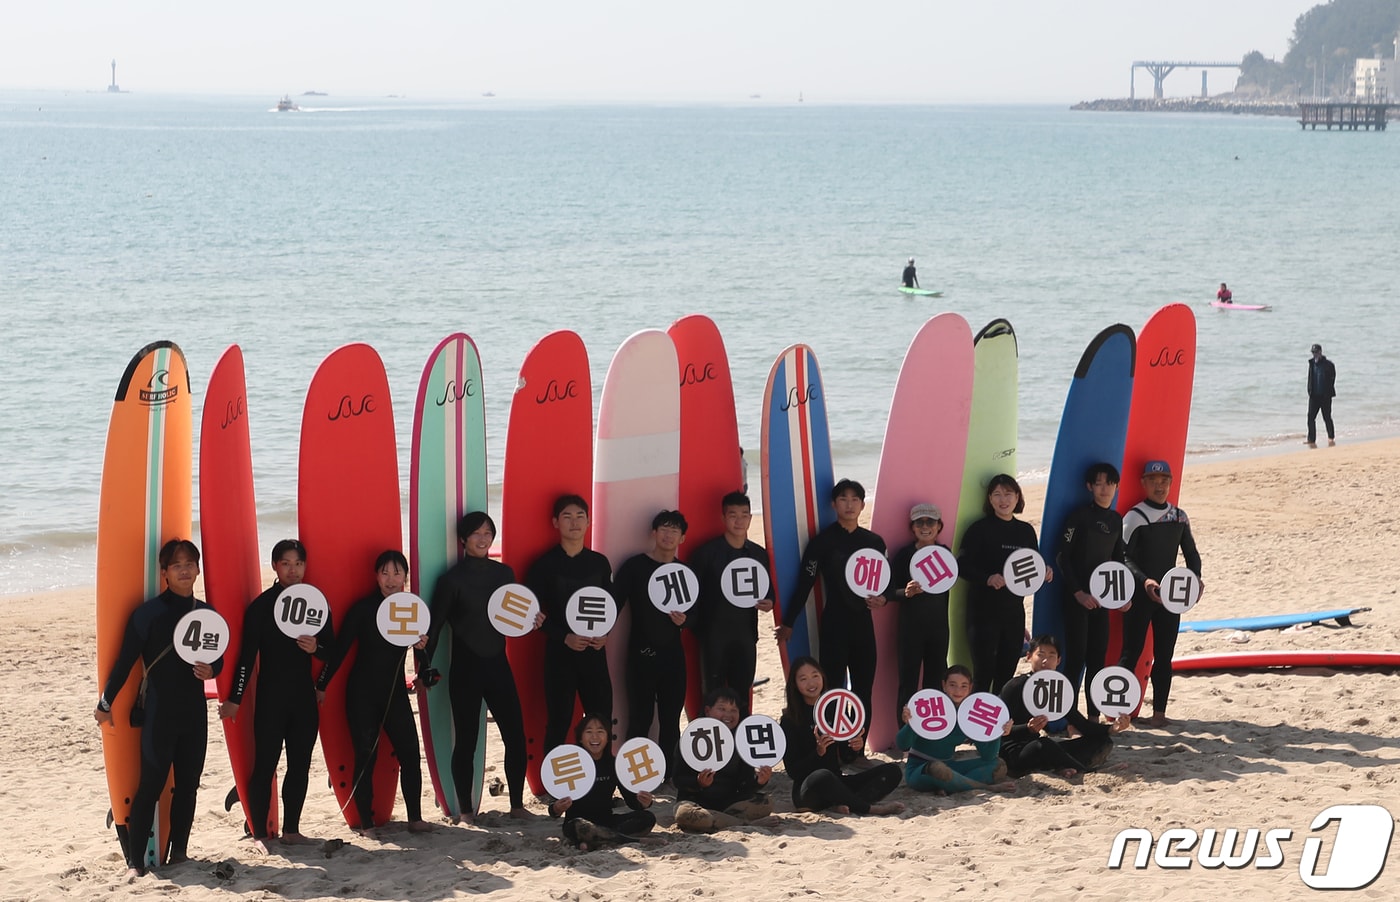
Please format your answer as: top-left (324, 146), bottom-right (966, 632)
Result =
top-left (407, 820), bottom-right (435, 833)
top-left (508, 807), bottom-right (532, 820)
top-left (1148, 712), bottom-right (1171, 728)
top-left (831, 805), bottom-right (851, 815)
top-left (124, 867), bottom-right (145, 882)
top-left (869, 802), bottom-right (905, 816)
top-left (249, 838), bottom-right (272, 855)
top-left (1057, 768), bottom-right (1080, 778)
top-left (280, 832), bottom-right (316, 846)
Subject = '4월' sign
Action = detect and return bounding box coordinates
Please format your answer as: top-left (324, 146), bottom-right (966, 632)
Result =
top-left (845, 550), bottom-right (891, 597)
top-left (173, 609), bottom-right (230, 665)
top-left (275, 584), bottom-right (329, 638)
top-left (647, 562), bottom-right (699, 614)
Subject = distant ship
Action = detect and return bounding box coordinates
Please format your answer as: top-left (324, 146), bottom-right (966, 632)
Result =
top-left (276, 95), bottom-right (300, 112)
top-left (302, 90), bottom-right (328, 96)
top-left (482, 91), bottom-right (496, 97)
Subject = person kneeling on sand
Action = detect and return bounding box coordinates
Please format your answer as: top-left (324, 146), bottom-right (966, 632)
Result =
top-left (897, 665), bottom-right (1016, 794)
top-left (673, 686), bottom-right (780, 833)
top-left (547, 714), bottom-right (658, 851)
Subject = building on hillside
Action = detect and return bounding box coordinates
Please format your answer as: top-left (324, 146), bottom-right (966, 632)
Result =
top-left (1353, 36), bottom-right (1400, 101)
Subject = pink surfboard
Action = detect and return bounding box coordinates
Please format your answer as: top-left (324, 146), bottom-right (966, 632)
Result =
top-left (867, 313), bottom-right (974, 752)
top-left (592, 330), bottom-right (681, 743)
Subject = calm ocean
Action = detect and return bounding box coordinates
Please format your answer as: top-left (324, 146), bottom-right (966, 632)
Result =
top-left (2, 93), bottom-right (1396, 592)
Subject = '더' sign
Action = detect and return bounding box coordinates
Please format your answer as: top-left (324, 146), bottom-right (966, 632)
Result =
top-left (845, 550), bottom-right (891, 597)
top-left (376, 592), bottom-right (430, 646)
top-left (720, 558), bottom-right (770, 609)
top-left (1158, 567), bottom-right (1202, 615)
top-left (815, 689), bottom-right (866, 741)
top-left (174, 609), bottom-right (230, 665)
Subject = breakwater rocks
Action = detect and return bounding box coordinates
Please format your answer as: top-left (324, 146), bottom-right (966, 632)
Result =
top-left (1073, 98), bottom-right (1298, 117)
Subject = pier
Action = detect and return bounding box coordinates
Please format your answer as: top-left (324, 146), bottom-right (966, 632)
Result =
top-left (1298, 102), bottom-right (1392, 130)
top-left (1130, 61), bottom-right (1240, 100)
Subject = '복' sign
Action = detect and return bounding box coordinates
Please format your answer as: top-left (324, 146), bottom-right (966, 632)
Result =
top-left (957, 692), bottom-right (1010, 741)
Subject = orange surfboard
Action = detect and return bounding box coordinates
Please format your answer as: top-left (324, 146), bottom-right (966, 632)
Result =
top-left (95, 341), bottom-right (192, 867)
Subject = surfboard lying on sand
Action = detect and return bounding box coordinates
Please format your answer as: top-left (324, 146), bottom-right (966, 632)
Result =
top-left (1178, 607), bottom-right (1369, 633)
top-left (1173, 650), bottom-right (1400, 672)
top-left (898, 286), bottom-right (943, 297)
top-left (1210, 301), bottom-right (1271, 311)
top-left (96, 340), bottom-right (192, 867)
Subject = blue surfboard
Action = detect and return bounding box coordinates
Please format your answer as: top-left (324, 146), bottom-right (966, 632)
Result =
top-left (1179, 607), bottom-right (1369, 633)
top-left (1031, 325), bottom-right (1135, 668)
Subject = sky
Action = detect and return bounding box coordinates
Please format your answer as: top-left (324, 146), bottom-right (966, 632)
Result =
top-left (1, 1), bottom-right (1324, 103)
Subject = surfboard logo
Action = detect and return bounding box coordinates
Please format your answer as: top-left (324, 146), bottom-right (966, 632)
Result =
top-left (1149, 347), bottom-right (1189, 368)
top-left (140, 369), bottom-right (180, 406)
top-left (534, 379), bottom-right (579, 404)
top-left (680, 362), bottom-right (717, 386)
top-left (220, 396), bottom-right (245, 430)
top-left (993, 447), bottom-right (1015, 460)
top-left (434, 379), bottom-right (477, 406)
top-left (327, 393), bottom-right (376, 421)
top-left (780, 384), bottom-right (819, 411)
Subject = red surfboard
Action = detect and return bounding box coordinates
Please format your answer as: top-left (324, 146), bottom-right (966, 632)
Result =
top-left (501, 331), bottom-right (594, 797)
top-left (1173, 650), bottom-right (1400, 672)
top-left (670, 314), bottom-right (743, 718)
top-left (199, 345), bottom-right (277, 837)
top-left (299, 343), bottom-right (402, 828)
top-left (1106, 304), bottom-right (1196, 712)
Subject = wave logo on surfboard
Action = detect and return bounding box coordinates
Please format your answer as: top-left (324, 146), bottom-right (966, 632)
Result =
top-left (139, 369), bottom-right (180, 406)
top-left (433, 378), bottom-right (477, 406)
top-left (219, 396), bottom-right (246, 431)
top-left (533, 378), bottom-right (580, 404)
top-left (1148, 347), bottom-right (1189, 368)
top-left (680, 362), bottom-right (718, 386)
top-left (993, 446), bottom-right (1015, 460)
top-left (326, 393), bottom-right (377, 421)
top-left (780, 384), bottom-right (819, 411)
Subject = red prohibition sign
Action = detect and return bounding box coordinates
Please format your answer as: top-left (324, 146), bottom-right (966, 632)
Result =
top-left (815, 688), bottom-right (865, 741)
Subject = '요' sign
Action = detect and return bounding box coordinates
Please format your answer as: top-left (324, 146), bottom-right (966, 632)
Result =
top-left (680, 717), bottom-right (734, 771)
top-left (909, 545), bottom-right (959, 594)
top-left (1159, 567), bottom-right (1202, 614)
top-left (174, 609), bottom-right (230, 665)
top-left (1021, 669), bottom-right (1074, 718)
top-left (1090, 665), bottom-right (1142, 718)
top-left (377, 592), bottom-right (430, 646)
top-left (735, 714), bottom-right (786, 767)
top-left (1090, 561), bottom-right (1135, 610)
top-left (615, 737), bottom-right (666, 793)
top-left (845, 550), bottom-right (891, 597)
top-left (488, 583), bottom-right (540, 637)
top-left (957, 692), bottom-right (1010, 741)
top-left (907, 688), bottom-right (956, 740)
top-left (647, 562), bottom-right (699, 614)
top-left (720, 558), bottom-right (770, 609)
top-left (815, 689), bottom-right (866, 741)
top-left (274, 584), bottom-right (329, 639)
top-left (1002, 549), bottom-right (1046, 597)
top-left (565, 587), bottom-right (617, 637)
top-left (541, 744), bottom-right (596, 799)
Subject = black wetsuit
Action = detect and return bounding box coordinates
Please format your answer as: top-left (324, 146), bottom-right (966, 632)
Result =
top-left (779, 705), bottom-right (901, 813)
top-left (228, 582), bottom-right (333, 839)
top-left (1118, 499), bottom-right (1202, 715)
top-left (889, 540), bottom-right (951, 723)
top-left (957, 515), bottom-right (1041, 694)
top-left (902, 264), bottom-right (918, 288)
top-left (526, 544), bottom-right (617, 752)
top-left (615, 553), bottom-right (691, 766)
top-left (997, 673), bottom-right (1114, 777)
top-left (686, 535), bottom-right (773, 708)
top-left (548, 751), bottom-right (655, 845)
top-left (781, 523), bottom-right (889, 725)
top-left (1055, 502), bottom-right (1125, 718)
top-left (672, 739), bottom-right (764, 811)
top-left (422, 554), bottom-right (529, 810)
top-left (316, 589), bottom-right (423, 826)
top-left (100, 589), bottom-right (223, 870)
top-left (1307, 354), bottom-right (1337, 443)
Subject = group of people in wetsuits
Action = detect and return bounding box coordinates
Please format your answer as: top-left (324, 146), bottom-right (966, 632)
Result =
top-left (94, 462), bottom-right (1202, 873)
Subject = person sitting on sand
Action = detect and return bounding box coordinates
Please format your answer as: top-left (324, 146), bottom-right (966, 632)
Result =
top-left (779, 656), bottom-right (904, 816)
top-left (315, 550), bottom-right (433, 835)
top-left (997, 635), bottom-right (1129, 778)
top-left (547, 714), bottom-right (657, 851)
top-left (897, 665), bottom-right (1015, 794)
top-left (673, 686), bottom-right (780, 833)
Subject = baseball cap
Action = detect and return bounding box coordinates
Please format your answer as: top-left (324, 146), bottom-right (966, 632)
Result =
top-left (1142, 460), bottom-right (1172, 477)
top-left (909, 503), bottom-right (942, 522)
top-left (1310, 343), bottom-right (1322, 353)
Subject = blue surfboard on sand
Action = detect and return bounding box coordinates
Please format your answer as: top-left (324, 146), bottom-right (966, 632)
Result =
top-left (1179, 607), bottom-right (1369, 633)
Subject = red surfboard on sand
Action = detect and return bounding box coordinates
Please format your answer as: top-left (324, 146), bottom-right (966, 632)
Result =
top-left (199, 344), bottom-right (277, 837)
top-left (1173, 650), bottom-right (1400, 672)
top-left (670, 314), bottom-right (743, 718)
top-left (299, 343), bottom-right (402, 828)
top-left (1106, 304), bottom-right (1196, 712)
top-left (501, 330), bottom-right (594, 798)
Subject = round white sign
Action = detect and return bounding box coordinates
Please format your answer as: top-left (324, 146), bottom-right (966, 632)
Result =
top-left (540, 744), bottom-right (596, 800)
top-left (956, 691), bottom-right (1011, 742)
top-left (1090, 665), bottom-right (1143, 718)
top-left (1021, 669), bottom-right (1075, 718)
top-left (487, 583), bottom-right (541, 637)
top-left (376, 592), bottom-right (430, 647)
top-left (734, 714), bottom-right (787, 767)
top-left (1090, 561), bottom-right (1136, 610)
top-left (565, 587), bottom-right (618, 637)
top-left (1158, 567), bottom-right (1203, 615)
top-left (173, 609), bottom-right (230, 665)
top-left (646, 562), bottom-right (699, 614)
top-left (615, 737), bottom-right (667, 793)
top-left (815, 689), bottom-right (866, 741)
top-left (1001, 548), bottom-right (1047, 597)
top-left (844, 549), bottom-right (892, 597)
top-left (906, 688), bottom-right (957, 740)
top-left (719, 558), bottom-right (771, 609)
top-left (908, 545), bottom-right (959, 594)
top-left (273, 584), bottom-right (330, 639)
top-left (680, 717), bottom-right (735, 772)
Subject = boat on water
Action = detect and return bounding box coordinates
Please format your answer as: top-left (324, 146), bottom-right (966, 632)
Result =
top-left (276, 95), bottom-right (299, 112)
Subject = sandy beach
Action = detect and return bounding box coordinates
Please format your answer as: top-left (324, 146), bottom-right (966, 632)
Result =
top-left (4, 438), bottom-right (1398, 900)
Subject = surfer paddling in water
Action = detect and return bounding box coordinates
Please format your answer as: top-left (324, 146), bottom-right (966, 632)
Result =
top-left (95, 539), bottom-right (222, 879)
top-left (1216, 282), bottom-right (1232, 304)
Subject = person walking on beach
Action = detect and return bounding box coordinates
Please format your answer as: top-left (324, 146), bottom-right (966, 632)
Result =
top-left (902, 258), bottom-right (919, 289)
top-left (1306, 343), bottom-right (1336, 448)
top-left (94, 539), bottom-right (222, 879)
top-left (1117, 461), bottom-right (1203, 728)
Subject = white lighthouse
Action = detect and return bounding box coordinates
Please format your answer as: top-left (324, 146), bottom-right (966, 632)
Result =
top-left (108, 59), bottom-right (120, 93)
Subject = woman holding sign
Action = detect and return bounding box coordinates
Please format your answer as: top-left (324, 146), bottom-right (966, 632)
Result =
top-left (889, 503), bottom-right (956, 726)
top-left (778, 657), bottom-right (903, 816)
top-left (546, 714), bottom-right (657, 850)
top-left (897, 665), bottom-right (1014, 793)
top-left (94, 539), bottom-right (224, 878)
top-left (316, 550), bottom-right (433, 834)
top-left (421, 512), bottom-right (542, 821)
top-left (957, 475), bottom-right (1052, 694)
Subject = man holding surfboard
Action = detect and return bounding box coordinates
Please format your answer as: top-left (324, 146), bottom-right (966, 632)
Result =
top-left (902, 258), bottom-right (919, 289)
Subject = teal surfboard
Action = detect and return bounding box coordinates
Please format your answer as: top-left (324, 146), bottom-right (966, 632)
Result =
top-left (898, 286), bottom-right (943, 297)
top-left (1179, 608), bottom-right (1369, 633)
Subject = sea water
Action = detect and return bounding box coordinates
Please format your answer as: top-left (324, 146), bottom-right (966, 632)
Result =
top-left (2, 93), bottom-right (1396, 592)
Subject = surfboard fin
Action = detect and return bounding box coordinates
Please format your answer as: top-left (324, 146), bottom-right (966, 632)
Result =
top-left (106, 808), bottom-right (114, 830)
top-left (224, 786), bottom-right (241, 812)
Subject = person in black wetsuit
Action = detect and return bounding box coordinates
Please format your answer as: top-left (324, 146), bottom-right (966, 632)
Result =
top-left (616, 510), bottom-right (694, 769)
top-left (218, 538), bottom-right (331, 852)
top-left (673, 686), bottom-right (779, 833)
top-left (686, 491), bottom-right (773, 710)
top-left (1117, 460), bottom-right (1203, 728)
top-left (421, 511), bottom-right (543, 821)
top-left (525, 494), bottom-right (617, 756)
top-left (889, 502), bottom-right (952, 726)
top-left (778, 657), bottom-right (903, 816)
top-left (1306, 343), bottom-right (1337, 448)
top-left (1055, 463), bottom-right (1128, 720)
top-left (546, 713), bottom-right (656, 850)
top-left (775, 479), bottom-right (890, 745)
top-left (902, 257), bottom-right (919, 288)
top-left (957, 474), bottom-right (1053, 694)
top-left (998, 636), bottom-right (1130, 778)
top-left (316, 550), bottom-right (433, 834)
top-left (94, 539), bottom-right (222, 879)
